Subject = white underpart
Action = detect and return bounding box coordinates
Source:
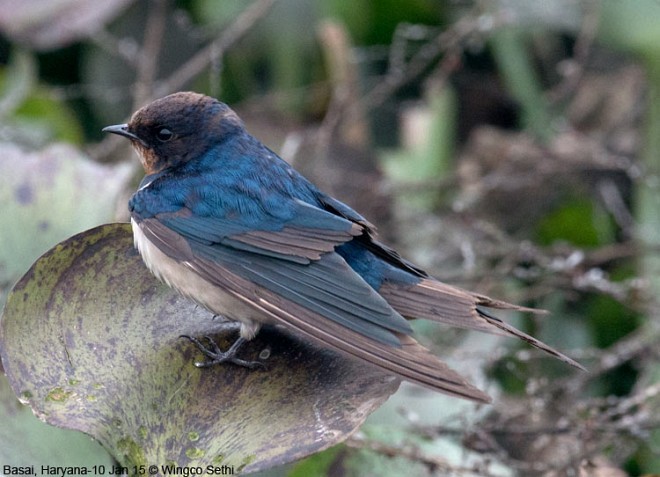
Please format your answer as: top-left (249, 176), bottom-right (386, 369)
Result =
top-left (131, 218), bottom-right (263, 339)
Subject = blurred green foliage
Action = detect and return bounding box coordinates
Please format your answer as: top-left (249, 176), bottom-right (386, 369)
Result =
top-left (0, 51), bottom-right (83, 145)
top-left (535, 199), bottom-right (615, 248)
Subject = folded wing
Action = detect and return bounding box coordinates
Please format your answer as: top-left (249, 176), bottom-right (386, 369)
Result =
top-left (135, 216), bottom-right (491, 402)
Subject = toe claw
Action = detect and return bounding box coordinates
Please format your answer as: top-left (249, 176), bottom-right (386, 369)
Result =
top-left (181, 334), bottom-right (264, 370)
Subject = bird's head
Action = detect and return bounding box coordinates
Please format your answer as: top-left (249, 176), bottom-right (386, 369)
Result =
top-left (103, 92), bottom-right (244, 174)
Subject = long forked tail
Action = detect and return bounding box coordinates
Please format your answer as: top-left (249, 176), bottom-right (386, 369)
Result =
top-left (475, 307), bottom-right (584, 370)
top-left (379, 278), bottom-right (584, 370)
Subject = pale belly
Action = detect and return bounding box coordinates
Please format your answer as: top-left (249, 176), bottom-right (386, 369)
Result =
top-left (131, 218), bottom-right (262, 339)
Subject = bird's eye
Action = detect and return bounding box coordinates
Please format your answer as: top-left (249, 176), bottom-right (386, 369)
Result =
top-left (155, 127), bottom-right (174, 142)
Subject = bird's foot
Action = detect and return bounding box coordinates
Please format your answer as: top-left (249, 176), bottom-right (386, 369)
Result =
top-left (181, 334), bottom-right (264, 369)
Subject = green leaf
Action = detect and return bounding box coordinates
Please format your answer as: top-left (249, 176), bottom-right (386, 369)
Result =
top-left (0, 374), bottom-right (113, 469)
top-left (598, 0), bottom-right (660, 56)
top-left (14, 92), bottom-right (85, 145)
top-left (287, 446), bottom-right (344, 477)
top-left (0, 223), bottom-right (399, 473)
top-left (0, 143), bottom-right (132, 306)
top-left (0, 51), bottom-right (84, 145)
top-left (535, 199), bottom-right (614, 247)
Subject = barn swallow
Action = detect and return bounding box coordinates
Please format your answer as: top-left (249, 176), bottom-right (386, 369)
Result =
top-left (103, 92), bottom-right (583, 403)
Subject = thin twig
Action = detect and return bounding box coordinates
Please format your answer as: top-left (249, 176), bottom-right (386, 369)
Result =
top-left (548, 321), bottom-right (660, 398)
top-left (89, 29), bottom-right (140, 67)
top-left (345, 434), bottom-right (500, 476)
top-left (91, 0), bottom-right (276, 163)
top-left (547, 0), bottom-right (602, 103)
top-left (133, 0), bottom-right (169, 109)
top-left (154, 0), bottom-right (277, 98)
top-left (355, 7), bottom-right (505, 115)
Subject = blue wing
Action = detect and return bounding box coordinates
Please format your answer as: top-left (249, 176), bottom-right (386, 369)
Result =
top-left (129, 172), bottom-right (415, 345)
top-left (131, 212), bottom-right (490, 401)
top-left (129, 171), bottom-right (497, 400)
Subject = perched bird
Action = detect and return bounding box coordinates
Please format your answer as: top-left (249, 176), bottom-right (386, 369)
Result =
top-left (103, 92), bottom-right (582, 403)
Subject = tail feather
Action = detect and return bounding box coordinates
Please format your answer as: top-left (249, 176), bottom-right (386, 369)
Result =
top-left (477, 307), bottom-right (585, 370)
top-left (379, 278), bottom-right (583, 370)
top-left (378, 279), bottom-right (519, 334)
top-left (471, 292), bottom-right (547, 315)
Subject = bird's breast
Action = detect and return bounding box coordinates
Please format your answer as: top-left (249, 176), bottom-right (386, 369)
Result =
top-left (130, 218), bottom-right (263, 339)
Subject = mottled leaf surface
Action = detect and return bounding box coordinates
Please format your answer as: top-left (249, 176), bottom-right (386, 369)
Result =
top-left (0, 223), bottom-right (399, 473)
top-left (0, 142), bottom-right (132, 306)
top-left (0, 375), bottom-right (113, 468)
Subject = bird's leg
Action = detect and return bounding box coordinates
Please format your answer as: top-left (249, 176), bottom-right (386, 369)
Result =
top-left (180, 322), bottom-right (264, 370)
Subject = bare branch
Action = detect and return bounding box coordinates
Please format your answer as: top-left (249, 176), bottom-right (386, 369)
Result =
top-left (356, 6), bottom-right (505, 114)
top-left (154, 0), bottom-right (277, 99)
top-left (345, 433), bottom-right (501, 476)
top-left (133, 0), bottom-right (169, 109)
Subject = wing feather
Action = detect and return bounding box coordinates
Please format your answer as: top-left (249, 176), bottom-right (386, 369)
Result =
top-left (135, 217), bottom-right (491, 400)
top-left (156, 203), bottom-right (362, 263)
top-left (140, 217), bottom-right (413, 344)
top-left (187, 256), bottom-right (491, 402)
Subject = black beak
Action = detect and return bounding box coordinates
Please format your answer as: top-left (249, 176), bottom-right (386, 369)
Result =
top-left (102, 124), bottom-right (145, 146)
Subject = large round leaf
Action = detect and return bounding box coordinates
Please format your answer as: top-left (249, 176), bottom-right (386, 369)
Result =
top-left (0, 223), bottom-right (399, 473)
top-left (0, 374), bottom-right (113, 469)
top-left (0, 142), bottom-right (133, 306)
